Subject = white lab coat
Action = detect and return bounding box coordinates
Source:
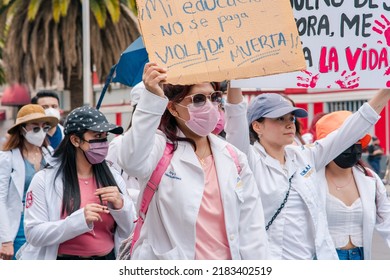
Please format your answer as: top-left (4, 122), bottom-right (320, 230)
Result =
top-left (317, 166), bottom-right (390, 259)
top-left (0, 147), bottom-right (53, 244)
top-left (107, 135), bottom-right (140, 205)
top-left (118, 90), bottom-right (268, 260)
top-left (17, 163), bottom-right (136, 260)
top-left (224, 101), bottom-right (380, 259)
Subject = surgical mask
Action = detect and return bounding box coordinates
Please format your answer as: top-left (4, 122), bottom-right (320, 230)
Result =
top-left (23, 127), bottom-right (48, 147)
top-left (178, 100), bottom-right (219, 137)
top-left (333, 144), bottom-right (362, 169)
top-left (212, 109), bottom-right (225, 135)
top-left (83, 138), bottom-right (109, 165)
top-left (45, 108), bottom-right (61, 121)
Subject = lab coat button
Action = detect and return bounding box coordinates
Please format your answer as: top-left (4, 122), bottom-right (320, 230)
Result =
top-left (230, 234), bottom-right (235, 240)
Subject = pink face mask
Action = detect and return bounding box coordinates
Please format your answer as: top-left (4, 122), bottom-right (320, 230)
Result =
top-left (184, 101), bottom-right (219, 137)
top-left (212, 110), bottom-right (225, 135)
top-left (83, 139), bottom-right (109, 164)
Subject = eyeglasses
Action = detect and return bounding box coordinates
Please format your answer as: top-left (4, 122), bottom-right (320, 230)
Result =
top-left (270, 115), bottom-right (296, 124)
top-left (184, 91), bottom-right (223, 107)
top-left (26, 125), bottom-right (51, 133)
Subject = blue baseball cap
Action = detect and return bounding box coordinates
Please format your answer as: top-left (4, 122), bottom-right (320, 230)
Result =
top-left (247, 93), bottom-right (308, 125)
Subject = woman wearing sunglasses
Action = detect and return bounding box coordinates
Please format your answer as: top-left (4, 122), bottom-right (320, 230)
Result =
top-left (118, 62), bottom-right (268, 260)
top-left (0, 104), bottom-right (58, 260)
top-left (16, 106), bottom-right (135, 260)
top-left (224, 87), bottom-right (390, 259)
top-left (315, 111), bottom-right (390, 260)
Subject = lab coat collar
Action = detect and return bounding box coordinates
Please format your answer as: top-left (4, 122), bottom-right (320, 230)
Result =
top-left (253, 141), bottom-right (299, 178)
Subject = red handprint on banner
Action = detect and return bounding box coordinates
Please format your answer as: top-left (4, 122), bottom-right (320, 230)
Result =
top-left (372, 14), bottom-right (390, 46)
top-left (296, 70), bottom-right (320, 88)
top-left (333, 70), bottom-right (360, 89)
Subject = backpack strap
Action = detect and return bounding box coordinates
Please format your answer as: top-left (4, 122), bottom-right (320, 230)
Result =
top-left (226, 144), bottom-right (242, 174)
top-left (130, 142), bottom-right (174, 254)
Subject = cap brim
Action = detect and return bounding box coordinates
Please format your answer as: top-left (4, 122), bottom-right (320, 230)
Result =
top-left (7, 116), bottom-right (59, 134)
top-left (263, 106), bottom-right (308, 118)
top-left (360, 134), bottom-right (371, 149)
top-left (88, 123), bottom-right (123, 135)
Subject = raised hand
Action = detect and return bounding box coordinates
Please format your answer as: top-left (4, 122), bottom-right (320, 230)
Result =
top-left (143, 62), bottom-right (167, 97)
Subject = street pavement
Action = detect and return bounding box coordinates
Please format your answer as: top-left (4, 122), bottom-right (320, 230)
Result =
top-left (372, 229), bottom-right (390, 259)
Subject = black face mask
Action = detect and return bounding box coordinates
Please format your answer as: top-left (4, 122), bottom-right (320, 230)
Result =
top-left (333, 144), bottom-right (363, 169)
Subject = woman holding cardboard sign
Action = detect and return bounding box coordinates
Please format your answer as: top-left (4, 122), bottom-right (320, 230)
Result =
top-left (118, 62), bottom-right (268, 260)
top-left (224, 86), bottom-right (390, 259)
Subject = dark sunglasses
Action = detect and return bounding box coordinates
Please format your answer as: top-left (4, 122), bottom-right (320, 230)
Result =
top-left (184, 91), bottom-right (223, 107)
top-left (30, 126), bottom-right (51, 133)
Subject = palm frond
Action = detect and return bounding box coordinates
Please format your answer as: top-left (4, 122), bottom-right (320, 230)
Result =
top-left (105, 0), bottom-right (120, 22)
top-left (90, 0), bottom-right (107, 28)
top-left (2, 0), bottom-right (140, 92)
top-left (120, 0), bottom-right (137, 15)
top-left (27, 0), bottom-right (43, 20)
top-left (59, 0), bottom-right (71, 17)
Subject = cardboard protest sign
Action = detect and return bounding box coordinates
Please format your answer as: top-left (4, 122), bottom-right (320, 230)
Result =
top-left (233, 1), bottom-right (390, 89)
top-left (137, 0), bottom-right (306, 85)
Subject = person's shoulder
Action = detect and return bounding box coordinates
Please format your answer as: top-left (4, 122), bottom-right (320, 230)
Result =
top-left (109, 134), bottom-right (123, 146)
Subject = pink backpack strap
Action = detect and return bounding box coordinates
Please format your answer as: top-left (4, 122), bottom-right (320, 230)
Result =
top-left (130, 142), bottom-right (174, 254)
top-left (226, 144), bottom-right (242, 174)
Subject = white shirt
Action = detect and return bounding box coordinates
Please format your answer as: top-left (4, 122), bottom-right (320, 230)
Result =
top-left (282, 188), bottom-right (315, 259)
top-left (326, 194), bottom-right (363, 248)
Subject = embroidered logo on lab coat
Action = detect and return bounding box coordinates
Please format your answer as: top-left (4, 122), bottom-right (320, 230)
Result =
top-left (236, 177), bottom-right (243, 189)
top-left (165, 170), bottom-right (182, 180)
top-left (25, 191), bottom-right (33, 208)
top-left (300, 164), bottom-right (313, 178)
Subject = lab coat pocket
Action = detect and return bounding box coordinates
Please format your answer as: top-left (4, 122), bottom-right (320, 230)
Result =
top-left (137, 240), bottom-right (185, 260)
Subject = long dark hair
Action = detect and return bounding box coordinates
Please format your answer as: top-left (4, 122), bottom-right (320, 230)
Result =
top-left (356, 159), bottom-right (376, 177)
top-left (53, 130), bottom-right (118, 216)
top-left (159, 83), bottom-right (219, 151)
